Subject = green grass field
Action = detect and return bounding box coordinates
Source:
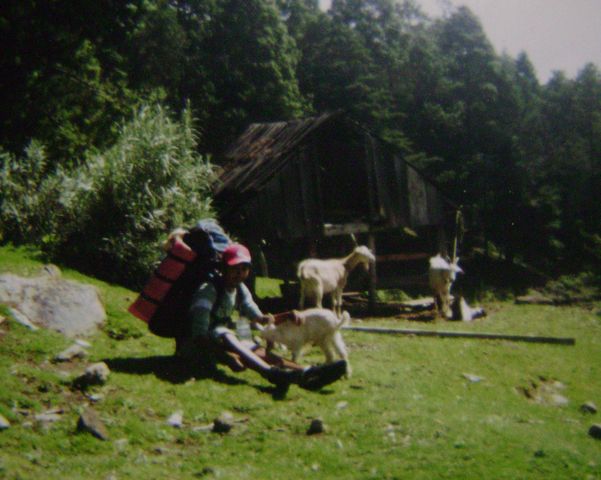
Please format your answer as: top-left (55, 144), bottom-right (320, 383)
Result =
top-left (1, 245), bottom-right (600, 479)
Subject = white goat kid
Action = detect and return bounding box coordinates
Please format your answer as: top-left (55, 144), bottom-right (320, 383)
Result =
top-left (428, 254), bottom-right (463, 319)
top-left (297, 245), bottom-right (375, 317)
top-left (259, 308), bottom-right (352, 377)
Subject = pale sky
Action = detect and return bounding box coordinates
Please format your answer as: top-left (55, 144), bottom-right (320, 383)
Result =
top-left (319, 0), bottom-right (601, 83)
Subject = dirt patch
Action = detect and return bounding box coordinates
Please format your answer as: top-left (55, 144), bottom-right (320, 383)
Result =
top-left (517, 376), bottom-right (569, 406)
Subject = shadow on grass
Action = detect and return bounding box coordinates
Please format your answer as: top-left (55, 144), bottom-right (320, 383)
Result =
top-left (105, 355), bottom-right (305, 400)
top-left (103, 355), bottom-right (247, 386)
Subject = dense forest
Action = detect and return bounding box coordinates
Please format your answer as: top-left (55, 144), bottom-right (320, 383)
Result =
top-left (1, 0), bottom-right (600, 287)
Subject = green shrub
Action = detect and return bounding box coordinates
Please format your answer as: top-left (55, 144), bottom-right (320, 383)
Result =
top-left (0, 141), bottom-right (57, 243)
top-left (0, 104), bottom-right (216, 287)
top-left (541, 271), bottom-right (601, 301)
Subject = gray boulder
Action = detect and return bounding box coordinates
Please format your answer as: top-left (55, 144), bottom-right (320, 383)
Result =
top-left (0, 266), bottom-right (106, 337)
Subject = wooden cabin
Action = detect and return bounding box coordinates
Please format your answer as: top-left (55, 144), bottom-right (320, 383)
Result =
top-left (213, 112), bottom-right (459, 304)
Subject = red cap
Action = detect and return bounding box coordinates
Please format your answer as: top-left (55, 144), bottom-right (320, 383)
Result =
top-left (222, 243), bottom-right (252, 266)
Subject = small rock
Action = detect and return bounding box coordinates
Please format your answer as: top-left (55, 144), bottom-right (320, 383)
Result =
top-left (0, 413), bottom-right (10, 430)
top-left (77, 362), bottom-right (110, 387)
top-left (581, 402), bottom-right (598, 414)
top-left (77, 407), bottom-right (109, 440)
top-left (336, 401), bottom-right (348, 410)
top-left (550, 393), bottom-right (569, 407)
top-left (196, 467), bottom-right (216, 477)
top-left (462, 373), bottom-right (483, 383)
top-left (55, 344), bottom-right (87, 362)
top-left (307, 418), bottom-right (325, 435)
top-left (212, 411), bottom-right (234, 433)
top-left (167, 411), bottom-right (183, 428)
top-left (34, 412), bottom-right (63, 427)
top-left (384, 424), bottom-right (397, 441)
top-left (87, 393), bottom-right (105, 403)
top-left (114, 438), bottom-right (129, 451)
top-left (588, 424), bottom-right (601, 440)
top-left (75, 339), bottom-right (92, 349)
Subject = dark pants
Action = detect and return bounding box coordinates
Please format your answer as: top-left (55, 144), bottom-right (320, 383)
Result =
top-left (176, 335), bottom-right (303, 373)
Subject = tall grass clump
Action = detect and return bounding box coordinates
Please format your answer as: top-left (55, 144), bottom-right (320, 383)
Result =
top-left (0, 141), bottom-right (58, 243)
top-left (0, 104), bottom-right (215, 287)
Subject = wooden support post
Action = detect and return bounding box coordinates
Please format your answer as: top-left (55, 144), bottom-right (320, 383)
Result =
top-left (363, 132), bottom-right (378, 316)
top-left (436, 225), bottom-right (447, 257)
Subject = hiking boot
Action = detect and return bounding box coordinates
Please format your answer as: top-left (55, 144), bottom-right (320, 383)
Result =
top-left (298, 360), bottom-right (347, 391)
top-left (264, 367), bottom-right (303, 394)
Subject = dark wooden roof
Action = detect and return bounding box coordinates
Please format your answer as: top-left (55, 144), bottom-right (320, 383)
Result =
top-left (214, 112), bottom-right (337, 197)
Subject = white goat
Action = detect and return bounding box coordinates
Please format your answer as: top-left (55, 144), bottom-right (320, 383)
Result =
top-left (428, 254), bottom-right (463, 319)
top-left (259, 308), bottom-right (352, 377)
top-left (297, 245), bottom-right (375, 317)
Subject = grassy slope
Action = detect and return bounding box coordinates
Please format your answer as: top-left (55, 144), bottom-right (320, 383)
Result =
top-left (0, 244), bottom-right (600, 479)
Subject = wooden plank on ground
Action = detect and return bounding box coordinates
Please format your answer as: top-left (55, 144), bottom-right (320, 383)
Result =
top-left (342, 326), bottom-right (575, 345)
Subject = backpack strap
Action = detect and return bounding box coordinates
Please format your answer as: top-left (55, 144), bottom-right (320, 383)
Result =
top-left (209, 275), bottom-right (243, 327)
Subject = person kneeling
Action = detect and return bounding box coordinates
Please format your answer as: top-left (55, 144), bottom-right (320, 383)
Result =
top-left (175, 243), bottom-right (347, 393)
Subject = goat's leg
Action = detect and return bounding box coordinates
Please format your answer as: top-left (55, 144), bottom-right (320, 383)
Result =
top-left (332, 332), bottom-right (348, 360)
top-left (299, 284), bottom-right (306, 309)
top-left (333, 289), bottom-right (343, 317)
top-left (291, 343), bottom-right (304, 363)
top-left (332, 332), bottom-right (351, 377)
top-left (433, 293), bottom-right (443, 318)
top-left (320, 341), bottom-right (336, 363)
top-left (442, 294), bottom-right (452, 319)
top-left (330, 293), bottom-right (338, 316)
top-left (315, 281), bottom-right (324, 309)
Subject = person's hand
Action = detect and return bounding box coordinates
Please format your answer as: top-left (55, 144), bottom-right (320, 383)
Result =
top-left (257, 314), bottom-right (274, 325)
